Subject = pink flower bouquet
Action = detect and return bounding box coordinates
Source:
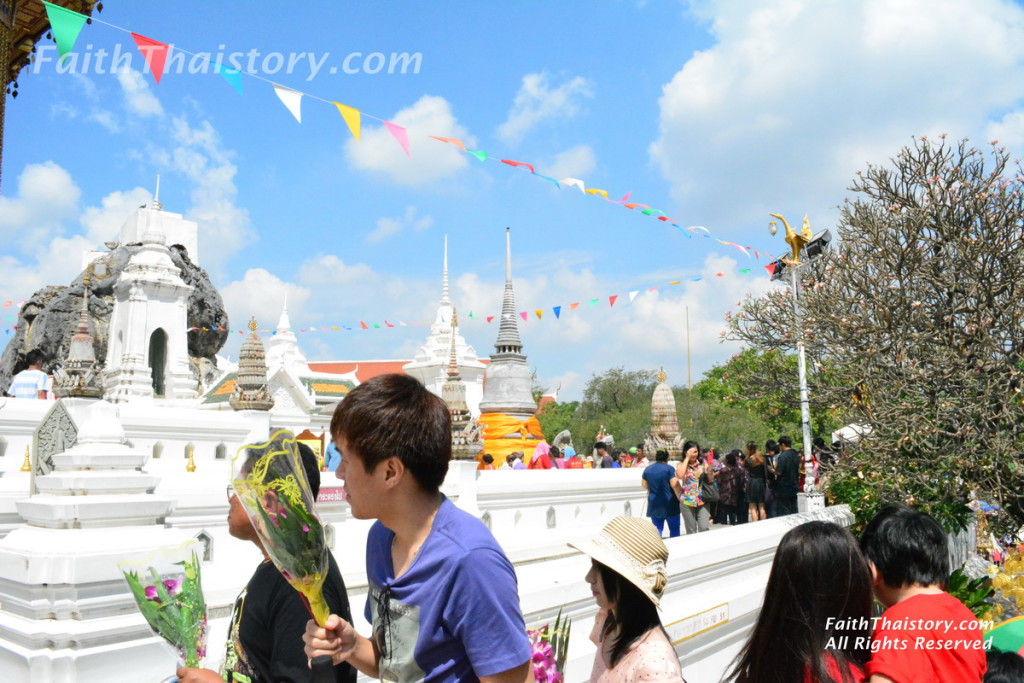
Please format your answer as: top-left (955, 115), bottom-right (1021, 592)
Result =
top-left (120, 543), bottom-right (207, 668)
top-left (528, 609), bottom-right (571, 683)
top-left (233, 430), bottom-right (331, 625)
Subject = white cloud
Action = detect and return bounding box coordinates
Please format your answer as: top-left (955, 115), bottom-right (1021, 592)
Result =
top-left (542, 145), bottom-right (596, 181)
top-left (298, 255), bottom-right (377, 289)
top-left (651, 0), bottom-right (1024, 231)
top-left (220, 268), bottom-right (311, 330)
top-left (346, 96), bottom-right (475, 186)
top-left (166, 117), bottom-right (254, 274)
top-left (497, 73), bottom-right (594, 144)
top-left (81, 187), bottom-right (153, 244)
top-left (0, 162), bottom-right (80, 250)
top-left (116, 68), bottom-right (165, 119)
top-left (365, 206), bottom-right (434, 243)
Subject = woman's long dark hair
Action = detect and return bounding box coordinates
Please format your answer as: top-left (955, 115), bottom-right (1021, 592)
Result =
top-left (595, 561), bottom-right (665, 668)
top-left (726, 522), bottom-right (872, 683)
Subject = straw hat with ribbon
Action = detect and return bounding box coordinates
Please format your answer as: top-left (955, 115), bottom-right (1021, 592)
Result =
top-left (568, 516), bottom-right (669, 608)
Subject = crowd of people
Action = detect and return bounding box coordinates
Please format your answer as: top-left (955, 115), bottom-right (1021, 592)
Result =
top-left (170, 375), bottom-right (1008, 683)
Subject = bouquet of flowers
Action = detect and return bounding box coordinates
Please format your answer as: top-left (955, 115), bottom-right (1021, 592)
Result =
top-left (528, 609), bottom-right (571, 683)
top-left (120, 543), bottom-right (207, 668)
top-left (233, 430), bottom-right (331, 625)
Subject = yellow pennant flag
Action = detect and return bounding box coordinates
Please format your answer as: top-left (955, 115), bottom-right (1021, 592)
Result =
top-left (535, 309), bottom-right (544, 320)
top-left (333, 102), bottom-right (361, 141)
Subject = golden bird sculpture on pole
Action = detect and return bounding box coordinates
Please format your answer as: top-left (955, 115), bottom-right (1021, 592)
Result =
top-left (769, 213), bottom-right (813, 264)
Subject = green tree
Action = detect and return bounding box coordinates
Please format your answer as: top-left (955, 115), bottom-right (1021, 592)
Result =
top-left (571, 367), bottom-right (657, 448)
top-left (693, 348), bottom-right (841, 439)
top-left (536, 400), bottom-right (579, 444)
top-left (726, 137), bottom-right (1024, 533)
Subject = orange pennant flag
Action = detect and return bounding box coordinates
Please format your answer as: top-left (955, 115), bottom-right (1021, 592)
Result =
top-left (569, 302), bottom-right (580, 311)
top-left (333, 103), bottom-right (361, 141)
top-left (131, 33), bottom-right (170, 84)
top-left (430, 136), bottom-right (466, 151)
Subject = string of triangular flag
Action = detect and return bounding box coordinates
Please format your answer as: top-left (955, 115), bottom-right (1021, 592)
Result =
top-left (40, 1), bottom-right (769, 259)
top-left (106, 268), bottom-right (758, 336)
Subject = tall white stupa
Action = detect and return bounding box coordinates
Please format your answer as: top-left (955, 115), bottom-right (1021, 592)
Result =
top-left (403, 235), bottom-right (487, 416)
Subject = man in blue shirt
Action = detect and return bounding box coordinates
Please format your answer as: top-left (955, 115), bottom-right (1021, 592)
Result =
top-left (304, 374), bottom-right (533, 683)
top-left (641, 449), bottom-right (681, 537)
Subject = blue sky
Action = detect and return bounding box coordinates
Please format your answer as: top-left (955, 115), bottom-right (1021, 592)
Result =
top-left (4, 0), bottom-right (1024, 401)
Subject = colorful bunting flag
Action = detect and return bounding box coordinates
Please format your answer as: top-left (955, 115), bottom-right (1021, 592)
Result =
top-left (629, 291), bottom-right (639, 303)
top-left (553, 305), bottom-right (561, 318)
top-left (131, 33), bottom-right (171, 84)
top-left (334, 102), bottom-right (361, 141)
top-left (535, 309), bottom-right (543, 319)
top-left (589, 299), bottom-right (598, 307)
top-left (535, 174), bottom-right (561, 189)
top-left (430, 136), bottom-right (466, 151)
top-left (585, 188), bottom-right (608, 198)
top-left (519, 312), bottom-right (528, 321)
top-left (467, 149), bottom-right (488, 162)
top-left (273, 84), bottom-right (303, 123)
top-left (486, 316), bottom-right (495, 323)
top-left (383, 121), bottom-right (410, 156)
top-left (214, 62), bottom-right (243, 94)
top-left (502, 159), bottom-right (535, 174)
top-left (561, 178), bottom-right (586, 193)
top-left (42, 1), bottom-right (87, 63)
top-left (609, 295), bottom-right (618, 307)
top-left (570, 302), bottom-right (580, 311)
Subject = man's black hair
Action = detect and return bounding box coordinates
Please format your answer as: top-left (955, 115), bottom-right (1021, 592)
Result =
top-left (482, 454), bottom-right (494, 464)
top-left (297, 442), bottom-right (322, 499)
top-left (812, 437), bottom-right (826, 449)
top-left (636, 443), bottom-right (645, 451)
top-left (655, 449), bottom-right (669, 463)
top-left (765, 439), bottom-right (779, 455)
top-left (595, 441), bottom-right (607, 452)
top-left (24, 349), bottom-right (44, 368)
top-left (860, 504), bottom-right (949, 589)
top-left (549, 446), bottom-right (560, 457)
top-left (778, 435), bottom-right (793, 448)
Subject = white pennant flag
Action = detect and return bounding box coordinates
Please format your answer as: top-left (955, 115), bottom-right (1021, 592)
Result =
top-left (273, 84), bottom-right (303, 123)
top-left (629, 290), bottom-right (639, 303)
top-left (560, 177), bottom-right (586, 193)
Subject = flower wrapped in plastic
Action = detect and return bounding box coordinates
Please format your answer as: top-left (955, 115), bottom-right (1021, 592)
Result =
top-left (233, 429), bottom-right (331, 625)
top-left (119, 542), bottom-right (208, 668)
top-left (527, 609), bottom-right (571, 683)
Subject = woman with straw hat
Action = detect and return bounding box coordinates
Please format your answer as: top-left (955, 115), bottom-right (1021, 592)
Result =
top-left (569, 517), bottom-right (684, 682)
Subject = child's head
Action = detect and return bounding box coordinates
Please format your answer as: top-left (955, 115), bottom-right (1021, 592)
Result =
top-left (860, 504), bottom-right (949, 594)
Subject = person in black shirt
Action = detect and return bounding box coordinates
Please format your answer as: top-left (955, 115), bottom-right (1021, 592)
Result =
top-left (176, 443), bottom-right (356, 683)
top-left (775, 435), bottom-right (800, 516)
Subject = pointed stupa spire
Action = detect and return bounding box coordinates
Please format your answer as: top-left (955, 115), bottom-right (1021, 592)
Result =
top-left (277, 291), bottom-right (291, 332)
top-left (152, 174), bottom-right (162, 211)
top-left (441, 234), bottom-right (451, 306)
top-left (494, 227), bottom-right (524, 356)
top-left (479, 227), bottom-right (536, 419)
top-left (447, 307), bottom-right (461, 380)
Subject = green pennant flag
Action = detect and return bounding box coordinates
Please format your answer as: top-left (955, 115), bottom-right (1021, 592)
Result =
top-left (42, 1), bottom-right (88, 63)
top-left (589, 298), bottom-right (598, 307)
top-left (467, 149), bottom-right (488, 162)
top-left (740, 268), bottom-right (751, 274)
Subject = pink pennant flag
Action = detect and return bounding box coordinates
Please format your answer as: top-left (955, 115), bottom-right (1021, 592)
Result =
top-left (131, 33), bottom-right (171, 85)
top-left (519, 312), bottom-right (528, 321)
top-left (486, 316), bottom-right (495, 323)
top-left (384, 121), bottom-right (410, 156)
top-left (273, 84), bottom-right (303, 123)
top-left (609, 192), bottom-right (633, 204)
top-left (609, 295), bottom-right (618, 307)
top-left (385, 321), bottom-right (395, 327)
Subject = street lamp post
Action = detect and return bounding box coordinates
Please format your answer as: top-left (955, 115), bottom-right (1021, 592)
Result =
top-left (768, 214), bottom-right (828, 512)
